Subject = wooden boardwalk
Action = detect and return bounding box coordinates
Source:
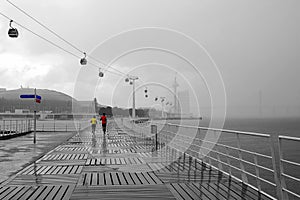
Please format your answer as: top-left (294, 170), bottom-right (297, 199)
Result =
top-left (0, 125), bottom-right (274, 200)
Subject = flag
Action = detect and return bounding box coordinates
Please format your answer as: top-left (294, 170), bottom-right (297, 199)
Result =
top-left (35, 95), bottom-right (42, 103)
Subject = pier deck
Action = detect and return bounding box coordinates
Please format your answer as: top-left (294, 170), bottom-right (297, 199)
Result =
top-left (0, 125), bottom-right (273, 200)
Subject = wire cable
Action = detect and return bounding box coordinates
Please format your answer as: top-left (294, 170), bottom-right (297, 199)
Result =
top-left (6, 0), bottom-right (130, 77)
top-left (6, 0), bottom-right (84, 54)
top-left (0, 11), bottom-right (126, 78)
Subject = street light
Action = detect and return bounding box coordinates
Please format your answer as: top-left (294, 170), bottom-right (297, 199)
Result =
top-left (125, 76), bottom-right (138, 118)
top-left (155, 96), bottom-right (167, 118)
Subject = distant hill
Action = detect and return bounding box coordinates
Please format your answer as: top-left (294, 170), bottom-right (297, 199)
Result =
top-left (0, 88), bottom-right (76, 113)
top-left (0, 88), bottom-right (75, 102)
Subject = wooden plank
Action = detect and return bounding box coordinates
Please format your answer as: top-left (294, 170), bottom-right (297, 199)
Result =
top-left (6, 186), bottom-right (31, 200)
top-left (35, 186), bottom-right (54, 200)
top-left (58, 166), bottom-right (68, 174)
top-left (70, 166), bottom-right (78, 174)
top-left (115, 158), bottom-right (121, 165)
top-left (104, 173), bottom-right (112, 185)
top-left (54, 185), bottom-right (68, 200)
top-left (52, 166), bottom-right (62, 174)
top-left (190, 182), bottom-right (217, 200)
top-left (45, 166), bottom-right (56, 175)
top-left (141, 172), bottom-right (156, 185)
top-left (18, 187), bottom-right (36, 200)
top-left (120, 158), bottom-right (126, 164)
top-left (130, 173), bottom-right (142, 185)
top-left (40, 166), bottom-right (52, 174)
top-left (110, 172), bottom-right (120, 185)
top-left (123, 173), bottom-right (134, 185)
top-left (2, 186), bottom-right (24, 200)
top-left (166, 184), bottom-right (185, 200)
top-left (136, 173), bottom-right (149, 184)
top-left (84, 173), bottom-right (91, 186)
top-left (98, 173), bottom-right (105, 186)
top-left (91, 173), bottom-right (98, 186)
top-left (111, 158), bottom-right (116, 165)
top-left (27, 185), bottom-right (46, 200)
top-left (171, 183), bottom-right (193, 199)
top-left (148, 172), bottom-right (163, 184)
top-left (117, 173), bottom-right (127, 185)
top-left (77, 174), bottom-right (85, 186)
top-left (0, 186), bottom-right (16, 199)
top-left (76, 165), bottom-right (83, 174)
top-left (180, 183), bottom-right (204, 200)
top-left (215, 181), bottom-right (241, 200)
top-left (96, 158), bottom-right (101, 165)
top-left (62, 185), bottom-right (75, 200)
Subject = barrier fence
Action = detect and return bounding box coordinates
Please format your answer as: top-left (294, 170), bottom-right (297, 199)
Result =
top-left (0, 119), bottom-right (32, 137)
top-left (0, 119), bottom-right (90, 138)
top-left (120, 118), bottom-right (300, 200)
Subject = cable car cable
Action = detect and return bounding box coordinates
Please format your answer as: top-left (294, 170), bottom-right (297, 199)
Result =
top-left (0, 11), bottom-right (126, 78)
top-left (6, 0), bottom-right (130, 77)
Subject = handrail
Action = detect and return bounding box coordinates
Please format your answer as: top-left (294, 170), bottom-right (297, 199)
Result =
top-left (162, 129), bottom-right (273, 159)
top-left (278, 135), bottom-right (300, 199)
top-left (153, 121), bottom-right (270, 138)
top-left (122, 118), bottom-right (283, 199)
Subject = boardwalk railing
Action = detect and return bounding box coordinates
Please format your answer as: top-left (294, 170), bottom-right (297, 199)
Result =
top-left (0, 119), bottom-right (90, 137)
top-left (278, 136), bottom-right (300, 200)
top-left (0, 119), bottom-right (32, 137)
top-left (120, 118), bottom-right (300, 200)
top-left (35, 120), bottom-right (89, 132)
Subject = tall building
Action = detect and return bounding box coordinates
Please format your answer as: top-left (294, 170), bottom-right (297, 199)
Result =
top-left (178, 90), bottom-right (190, 116)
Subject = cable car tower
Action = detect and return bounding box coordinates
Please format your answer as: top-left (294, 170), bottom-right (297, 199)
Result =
top-left (172, 75), bottom-right (179, 115)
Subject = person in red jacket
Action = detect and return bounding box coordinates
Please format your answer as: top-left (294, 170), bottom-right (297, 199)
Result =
top-left (100, 113), bottom-right (107, 134)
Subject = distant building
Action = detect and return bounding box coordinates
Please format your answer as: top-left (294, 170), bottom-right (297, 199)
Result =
top-left (15, 109), bottom-right (30, 114)
top-left (0, 88), bottom-right (6, 92)
top-left (178, 90), bottom-right (191, 116)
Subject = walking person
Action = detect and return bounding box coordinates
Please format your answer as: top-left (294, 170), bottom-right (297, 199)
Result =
top-left (100, 113), bottom-right (107, 135)
top-left (90, 115), bottom-right (97, 134)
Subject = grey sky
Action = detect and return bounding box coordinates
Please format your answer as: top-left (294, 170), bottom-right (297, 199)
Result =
top-left (0, 0), bottom-right (299, 117)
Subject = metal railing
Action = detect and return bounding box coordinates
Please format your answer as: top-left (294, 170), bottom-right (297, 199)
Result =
top-left (35, 120), bottom-right (89, 132)
top-left (0, 119), bottom-right (32, 137)
top-left (120, 118), bottom-right (300, 200)
top-left (278, 135), bottom-right (300, 200)
top-left (0, 119), bottom-right (90, 137)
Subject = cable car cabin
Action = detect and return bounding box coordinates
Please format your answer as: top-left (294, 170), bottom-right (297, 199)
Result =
top-left (80, 58), bottom-right (87, 65)
top-left (8, 28), bottom-right (18, 38)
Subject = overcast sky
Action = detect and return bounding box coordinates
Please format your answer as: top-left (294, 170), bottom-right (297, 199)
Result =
top-left (0, 0), bottom-right (299, 117)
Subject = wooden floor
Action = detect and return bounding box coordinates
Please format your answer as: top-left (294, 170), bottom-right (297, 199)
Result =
top-left (0, 125), bottom-right (274, 200)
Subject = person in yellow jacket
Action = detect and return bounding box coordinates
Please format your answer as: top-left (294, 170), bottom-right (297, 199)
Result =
top-left (90, 116), bottom-right (97, 133)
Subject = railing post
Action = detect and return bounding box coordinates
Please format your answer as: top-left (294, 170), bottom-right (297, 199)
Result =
top-left (151, 125), bottom-right (158, 151)
top-left (54, 120), bottom-right (56, 132)
top-left (273, 137), bottom-right (286, 200)
top-left (225, 146), bottom-right (232, 177)
top-left (253, 155), bottom-right (261, 193)
top-left (236, 133), bottom-right (248, 183)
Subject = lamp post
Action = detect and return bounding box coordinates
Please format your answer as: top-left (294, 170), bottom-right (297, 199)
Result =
top-left (126, 76), bottom-right (139, 118)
